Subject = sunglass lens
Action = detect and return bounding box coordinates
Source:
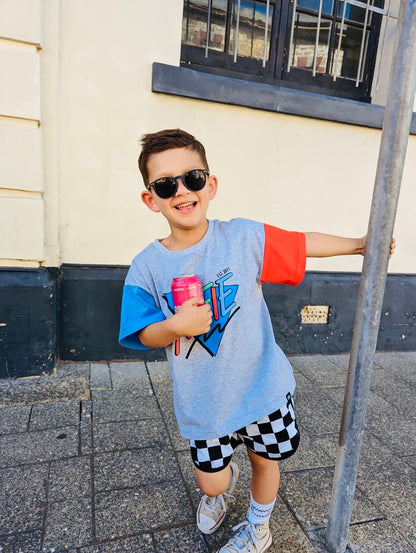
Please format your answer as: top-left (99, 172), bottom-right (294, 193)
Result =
top-left (153, 178), bottom-right (176, 199)
top-left (184, 170), bottom-right (207, 191)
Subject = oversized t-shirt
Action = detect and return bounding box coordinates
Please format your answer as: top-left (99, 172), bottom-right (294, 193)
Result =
top-left (119, 218), bottom-right (306, 440)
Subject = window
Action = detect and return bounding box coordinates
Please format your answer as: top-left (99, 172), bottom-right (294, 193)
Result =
top-left (181, 0), bottom-right (385, 102)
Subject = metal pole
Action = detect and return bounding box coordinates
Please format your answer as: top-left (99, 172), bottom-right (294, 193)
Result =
top-left (325, 2), bottom-right (416, 552)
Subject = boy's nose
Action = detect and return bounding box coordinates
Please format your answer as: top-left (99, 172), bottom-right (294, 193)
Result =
top-left (175, 177), bottom-right (189, 195)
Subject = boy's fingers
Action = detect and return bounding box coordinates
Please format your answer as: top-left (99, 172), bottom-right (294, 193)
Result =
top-left (181, 297), bottom-right (205, 307)
top-left (389, 238), bottom-right (396, 258)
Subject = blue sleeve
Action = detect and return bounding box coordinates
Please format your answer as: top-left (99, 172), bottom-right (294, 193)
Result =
top-left (118, 284), bottom-right (166, 350)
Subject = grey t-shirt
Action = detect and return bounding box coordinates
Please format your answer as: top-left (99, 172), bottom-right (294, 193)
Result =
top-left (119, 218), bottom-right (306, 440)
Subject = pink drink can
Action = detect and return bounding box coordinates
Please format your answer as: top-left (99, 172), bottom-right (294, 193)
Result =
top-left (171, 275), bottom-right (203, 311)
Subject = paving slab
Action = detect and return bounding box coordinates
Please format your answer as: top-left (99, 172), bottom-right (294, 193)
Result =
top-left (93, 419), bottom-right (169, 453)
top-left (90, 363), bottom-right (112, 390)
top-left (347, 518), bottom-right (416, 553)
top-left (153, 525), bottom-right (209, 552)
top-left (29, 400), bottom-right (80, 431)
top-left (48, 456), bottom-right (92, 501)
top-left (77, 534), bottom-right (154, 552)
top-left (0, 404), bottom-right (31, 435)
top-left (403, 454), bottom-right (416, 470)
top-left (94, 481), bottom-right (194, 541)
top-left (364, 395), bottom-right (416, 457)
top-left (374, 352), bottom-right (416, 371)
top-left (369, 368), bottom-right (416, 419)
top-left (294, 359), bottom-right (349, 388)
top-left (151, 380), bottom-right (189, 452)
top-left (93, 445), bottom-right (181, 493)
top-left (0, 463), bottom-right (48, 534)
top-left (0, 363), bottom-right (90, 407)
top-left (267, 497), bottom-right (317, 553)
top-left (0, 530), bottom-right (42, 552)
top-left (109, 361), bottom-right (150, 390)
top-left (289, 355), bottom-right (340, 373)
top-left (279, 467), bottom-right (382, 532)
top-left (92, 390), bottom-right (161, 423)
top-left (0, 426), bottom-right (79, 467)
top-left (294, 387), bottom-right (343, 435)
top-left (146, 360), bottom-right (170, 383)
top-left (388, 512), bottom-right (416, 550)
top-left (42, 496), bottom-right (93, 551)
top-left (279, 424), bottom-right (334, 473)
top-left (292, 371), bottom-right (316, 391)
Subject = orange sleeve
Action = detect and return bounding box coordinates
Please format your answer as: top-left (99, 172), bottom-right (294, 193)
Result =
top-left (260, 224), bottom-right (306, 285)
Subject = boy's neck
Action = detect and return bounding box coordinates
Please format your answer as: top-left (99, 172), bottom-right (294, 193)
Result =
top-left (161, 220), bottom-right (209, 251)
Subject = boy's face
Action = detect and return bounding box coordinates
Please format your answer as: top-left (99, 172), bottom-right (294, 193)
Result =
top-left (141, 147), bottom-right (217, 234)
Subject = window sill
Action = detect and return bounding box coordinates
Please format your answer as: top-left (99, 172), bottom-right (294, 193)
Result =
top-left (152, 63), bottom-right (416, 135)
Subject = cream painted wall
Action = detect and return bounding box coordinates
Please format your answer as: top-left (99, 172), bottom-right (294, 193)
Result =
top-left (0, 0), bottom-right (43, 268)
top-left (3, 1), bottom-right (414, 274)
top-left (0, 0), bottom-right (40, 44)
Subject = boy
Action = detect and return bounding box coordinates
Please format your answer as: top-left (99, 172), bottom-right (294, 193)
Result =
top-left (119, 129), bottom-right (392, 552)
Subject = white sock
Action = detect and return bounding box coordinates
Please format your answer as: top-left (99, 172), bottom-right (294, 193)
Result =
top-left (247, 492), bottom-right (276, 525)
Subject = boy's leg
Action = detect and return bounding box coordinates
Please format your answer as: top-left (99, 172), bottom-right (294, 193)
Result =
top-left (195, 461), bottom-right (240, 534)
top-left (195, 463), bottom-right (233, 498)
top-left (215, 396), bottom-right (298, 552)
top-left (215, 453), bottom-right (276, 552)
top-left (248, 448), bottom-right (279, 504)
top-left (247, 449), bottom-right (279, 525)
top-left (190, 434), bottom-right (241, 534)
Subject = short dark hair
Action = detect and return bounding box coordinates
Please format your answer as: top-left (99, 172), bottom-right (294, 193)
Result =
top-left (138, 128), bottom-right (209, 187)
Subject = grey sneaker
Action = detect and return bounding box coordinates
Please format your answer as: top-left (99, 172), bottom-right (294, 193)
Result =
top-left (196, 461), bottom-right (240, 534)
top-left (216, 519), bottom-right (272, 552)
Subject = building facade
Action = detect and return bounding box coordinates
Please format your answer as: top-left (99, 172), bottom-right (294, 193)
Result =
top-left (1, 0), bottom-right (415, 377)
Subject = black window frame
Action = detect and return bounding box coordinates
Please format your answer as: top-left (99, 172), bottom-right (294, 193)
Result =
top-left (180, 0), bottom-right (384, 103)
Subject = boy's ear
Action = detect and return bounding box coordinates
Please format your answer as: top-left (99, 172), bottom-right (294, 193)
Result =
top-left (208, 175), bottom-right (218, 200)
top-left (141, 189), bottom-right (161, 213)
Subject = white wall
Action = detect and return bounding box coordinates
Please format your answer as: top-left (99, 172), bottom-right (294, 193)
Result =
top-left (3, 0), bottom-right (415, 274)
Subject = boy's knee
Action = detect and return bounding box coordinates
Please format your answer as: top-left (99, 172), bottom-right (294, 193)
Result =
top-left (195, 466), bottom-right (231, 497)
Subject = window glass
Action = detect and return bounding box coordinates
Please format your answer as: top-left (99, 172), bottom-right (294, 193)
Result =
top-left (182, 0), bottom-right (209, 48)
top-left (331, 23), bottom-right (368, 79)
top-left (229, 0), bottom-right (274, 60)
top-left (290, 13), bottom-right (332, 73)
top-left (338, 1), bottom-right (371, 24)
top-left (209, 0), bottom-right (227, 51)
top-left (297, 0), bottom-right (334, 15)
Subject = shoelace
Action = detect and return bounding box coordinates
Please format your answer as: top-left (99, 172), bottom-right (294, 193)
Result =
top-left (204, 491), bottom-right (235, 516)
top-left (222, 520), bottom-right (258, 552)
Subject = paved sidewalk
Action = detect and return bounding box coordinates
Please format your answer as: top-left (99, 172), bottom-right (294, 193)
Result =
top-left (0, 351), bottom-right (415, 553)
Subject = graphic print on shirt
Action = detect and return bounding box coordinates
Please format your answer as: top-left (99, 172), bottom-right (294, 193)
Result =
top-left (163, 271), bottom-right (240, 358)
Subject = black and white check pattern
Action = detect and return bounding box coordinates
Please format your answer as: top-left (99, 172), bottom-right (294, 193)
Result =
top-left (190, 394), bottom-right (300, 472)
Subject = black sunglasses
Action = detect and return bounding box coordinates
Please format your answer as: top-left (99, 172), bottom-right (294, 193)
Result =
top-left (147, 169), bottom-right (209, 199)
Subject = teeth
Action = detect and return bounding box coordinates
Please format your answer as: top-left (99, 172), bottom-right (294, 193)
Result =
top-left (176, 201), bottom-right (195, 209)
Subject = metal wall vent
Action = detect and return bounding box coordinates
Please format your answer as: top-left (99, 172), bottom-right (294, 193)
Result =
top-left (301, 305), bottom-right (329, 324)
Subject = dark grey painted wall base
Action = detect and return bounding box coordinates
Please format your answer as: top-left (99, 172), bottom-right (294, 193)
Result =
top-left (0, 268), bottom-right (58, 378)
top-left (1, 265), bottom-right (415, 378)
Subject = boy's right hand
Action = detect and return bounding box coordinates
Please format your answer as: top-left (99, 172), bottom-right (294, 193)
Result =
top-left (173, 297), bottom-right (212, 337)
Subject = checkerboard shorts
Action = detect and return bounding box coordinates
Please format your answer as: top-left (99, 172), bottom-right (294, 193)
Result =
top-left (189, 393), bottom-right (300, 472)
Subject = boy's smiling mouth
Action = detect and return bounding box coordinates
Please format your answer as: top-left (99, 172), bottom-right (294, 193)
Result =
top-left (175, 201), bottom-right (198, 211)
